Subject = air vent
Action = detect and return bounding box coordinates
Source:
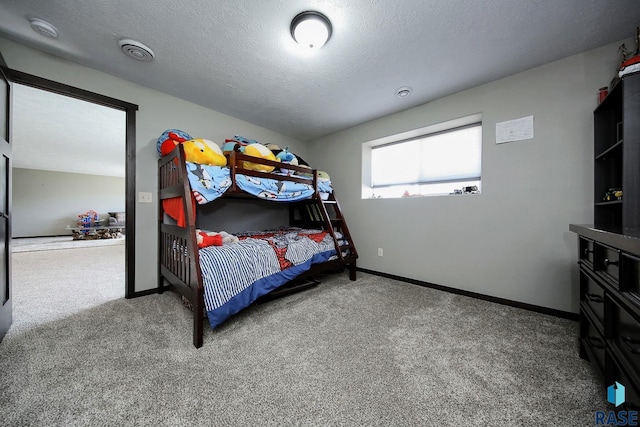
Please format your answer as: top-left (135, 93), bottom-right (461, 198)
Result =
top-left (29, 18), bottom-right (58, 39)
top-left (118, 39), bottom-right (155, 62)
top-left (395, 86), bottom-right (413, 98)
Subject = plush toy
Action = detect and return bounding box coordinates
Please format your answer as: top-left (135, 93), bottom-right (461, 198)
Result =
top-left (275, 146), bottom-right (296, 163)
top-left (242, 143), bottom-right (280, 172)
top-left (197, 231), bottom-right (222, 248)
top-left (233, 135), bottom-right (261, 145)
top-left (157, 129), bottom-right (192, 157)
top-left (275, 146), bottom-right (299, 175)
top-left (317, 170), bottom-right (330, 182)
top-left (265, 143), bottom-right (282, 151)
top-left (196, 229), bottom-right (239, 248)
top-left (182, 139), bottom-right (227, 166)
top-left (222, 138), bottom-right (249, 155)
top-left (223, 136), bottom-right (278, 156)
top-left (294, 164), bottom-right (314, 178)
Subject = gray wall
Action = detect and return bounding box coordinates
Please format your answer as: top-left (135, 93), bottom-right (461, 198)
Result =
top-left (12, 168), bottom-right (125, 237)
top-left (0, 37), bottom-right (306, 293)
top-left (308, 40), bottom-right (628, 314)
top-left (196, 199), bottom-right (289, 234)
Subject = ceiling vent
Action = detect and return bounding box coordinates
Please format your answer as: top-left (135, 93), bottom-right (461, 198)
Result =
top-left (29, 18), bottom-right (58, 39)
top-left (395, 86), bottom-right (413, 98)
top-left (118, 39), bottom-right (155, 62)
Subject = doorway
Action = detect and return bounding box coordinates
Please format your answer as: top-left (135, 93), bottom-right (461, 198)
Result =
top-left (9, 83), bottom-right (128, 331)
top-left (12, 83), bottom-right (126, 236)
top-left (6, 68), bottom-right (137, 302)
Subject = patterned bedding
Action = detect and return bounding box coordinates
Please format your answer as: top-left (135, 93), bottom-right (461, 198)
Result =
top-left (186, 162), bottom-right (333, 204)
top-left (199, 227), bottom-right (336, 329)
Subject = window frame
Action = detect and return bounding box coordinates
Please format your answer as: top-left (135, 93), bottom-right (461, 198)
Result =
top-left (362, 113), bottom-right (483, 199)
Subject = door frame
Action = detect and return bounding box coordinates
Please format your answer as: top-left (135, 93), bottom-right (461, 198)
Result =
top-left (4, 68), bottom-right (138, 298)
top-left (0, 53), bottom-right (12, 341)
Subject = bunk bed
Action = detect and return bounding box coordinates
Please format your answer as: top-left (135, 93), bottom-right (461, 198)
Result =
top-left (158, 144), bottom-right (358, 348)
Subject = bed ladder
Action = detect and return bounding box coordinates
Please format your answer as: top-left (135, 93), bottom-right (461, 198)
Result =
top-left (290, 191), bottom-right (358, 280)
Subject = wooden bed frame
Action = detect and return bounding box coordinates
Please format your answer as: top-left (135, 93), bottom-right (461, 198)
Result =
top-left (157, 145), bottom-right (358, 348)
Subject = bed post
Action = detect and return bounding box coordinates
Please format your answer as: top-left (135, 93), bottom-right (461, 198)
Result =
top-left (228, 149), bottom-right (237, 192)
top-left (177, 147), bottom-right (205, 348)
top-left (193, 291), bottom-right (204, 348)
top-left (157, 151), bottom-right (164, 294)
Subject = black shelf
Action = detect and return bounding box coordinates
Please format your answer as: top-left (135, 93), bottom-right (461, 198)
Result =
top-left (595, 200), bottom-right (623, 206)
top-left (595, 139), bottom-right (623, 160)
top-left (593, 73), bottom-right (640, 232)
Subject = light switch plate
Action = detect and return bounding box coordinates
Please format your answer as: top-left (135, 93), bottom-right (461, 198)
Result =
top-left (139, 192), bottom-right (152, 203)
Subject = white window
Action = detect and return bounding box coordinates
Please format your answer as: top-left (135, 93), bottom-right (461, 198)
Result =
top-left (362, 114), bottom-right (482, 198)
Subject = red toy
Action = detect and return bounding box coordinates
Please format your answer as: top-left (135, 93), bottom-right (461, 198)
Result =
top-left (197, 231), bottom-right (223, 248)
top-left (157, 129), bottom-right (192, 157)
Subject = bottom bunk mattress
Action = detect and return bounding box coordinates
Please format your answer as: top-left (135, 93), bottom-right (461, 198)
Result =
top-left (199, 227), bottom-right (336, 329)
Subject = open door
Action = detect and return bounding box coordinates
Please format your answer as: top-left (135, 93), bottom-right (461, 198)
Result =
top-left (0, 51), bottom-right (12, 342)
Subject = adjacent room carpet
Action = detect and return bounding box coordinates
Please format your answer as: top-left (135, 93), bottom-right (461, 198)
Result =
top-left (1, 250), bottom-right (605, 426)
top-left (7, 244), bottom-right (125, 335)
top-left (11, 235), bottom-right (125, 253)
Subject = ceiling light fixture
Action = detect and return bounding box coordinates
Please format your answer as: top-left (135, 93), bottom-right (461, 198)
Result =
top-left (118, 39), bottom-right (155, 62)
top-left (290, 11), bottom-right (332, 50)
top-left (29, 18), bottom-right (58, 39)
top-left (396, 86), bottom-right (413, 98)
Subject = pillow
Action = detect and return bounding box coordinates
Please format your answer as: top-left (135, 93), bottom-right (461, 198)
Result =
top-left (108, 211), bottom-right (126, 226)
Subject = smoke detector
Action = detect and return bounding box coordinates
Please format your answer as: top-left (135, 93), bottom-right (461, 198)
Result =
top-left (29, 18), bottom-right (58, 39)
top-left (118, 39), bottom-right (155, 62)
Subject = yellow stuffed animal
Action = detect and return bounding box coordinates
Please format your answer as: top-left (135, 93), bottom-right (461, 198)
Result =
top-left (242, 143), bottom-right (279, 172)
top-left (182, 139), bottom-right (227, 166)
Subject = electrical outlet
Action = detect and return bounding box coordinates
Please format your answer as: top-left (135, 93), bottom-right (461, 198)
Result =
top-left (138, 192), bottom-right (152, 203)
top-left (377, 248), bottom-right (383, 257)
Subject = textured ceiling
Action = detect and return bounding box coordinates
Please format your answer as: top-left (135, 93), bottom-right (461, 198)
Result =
top-left (0, 0), bottom-right (639, 145)
top-left (12, 84), bottom-right (126, 177)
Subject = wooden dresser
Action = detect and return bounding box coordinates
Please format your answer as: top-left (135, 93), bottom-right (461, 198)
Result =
top-left (570, 224), bottom-right (640, 410)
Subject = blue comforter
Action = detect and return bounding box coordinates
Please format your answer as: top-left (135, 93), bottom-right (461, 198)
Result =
top-left (186, 163), bottom-right (332, 204)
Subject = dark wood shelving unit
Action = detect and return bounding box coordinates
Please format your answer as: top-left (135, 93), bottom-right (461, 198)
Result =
top-left (593, 72), bottom-right (640, 233)
top-left (571, 72), bottom-right (640, 410)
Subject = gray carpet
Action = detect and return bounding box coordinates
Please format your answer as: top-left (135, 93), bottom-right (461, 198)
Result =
top-left (1, 251), bottom-right (604, 426)
top-left (12, 236), bottom-right (125, 253)
top-left (7, 244), bottom-right (125, 335)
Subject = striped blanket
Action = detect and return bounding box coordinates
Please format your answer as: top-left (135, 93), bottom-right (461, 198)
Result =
top-left (199, 227), bottom-right (336, 329)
